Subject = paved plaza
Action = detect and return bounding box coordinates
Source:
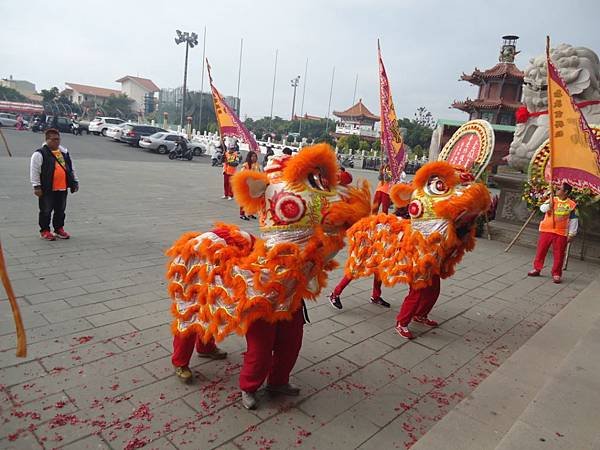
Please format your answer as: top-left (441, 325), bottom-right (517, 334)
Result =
top-left (1, 129), bottom-right (598, 449)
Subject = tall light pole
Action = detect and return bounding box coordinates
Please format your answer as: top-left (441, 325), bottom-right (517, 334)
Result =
top-left (175, 30), bottom-right (198, 128)
top-left (325, 66), bottom-right (335, 134)
top-left (198, 26), bottom-right (207, 133)
top-left (290, 75), bottom-right (300, 121)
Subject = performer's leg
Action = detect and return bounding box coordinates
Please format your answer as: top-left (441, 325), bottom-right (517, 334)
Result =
top-left (268, 308), bottom-right (304, 388)
top-left (196, 335), bottom-right (228, 359)
top-left (414, 275), bottom-right (441, 318)
top-left (332, 275), bottom-right (352, 296)
top-left (381, 193), bottom-right (391, 214)
top-left (195, 336), bottom-right (216, 353)
top-left (396, 285), bottom-right (422, 327)
top-left (532, 232), bottom-right (553, 272)
top-left (172, 332), bottom-right (197, 367)
top-left (551, 234), bottom-right (568, 278)
top-left (239, 319), bottom-right (276, 392)
top-left (371, 275), bottom-right (382, 299)
top-left (372, 191), bottom-right (382, 214)
top-left (223, 174), bottom-right (232, 197)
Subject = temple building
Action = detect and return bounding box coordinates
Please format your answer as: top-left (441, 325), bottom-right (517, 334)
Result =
top-left (452, 35), bottom-right (524, 125)
top-left (430, 36), bottom-right (525, 171)
top-left (332, 99), bottom-right (379, 141)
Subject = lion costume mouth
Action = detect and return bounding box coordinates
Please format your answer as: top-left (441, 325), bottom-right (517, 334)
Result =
top-left (308, 172), bottom-right (330, 192)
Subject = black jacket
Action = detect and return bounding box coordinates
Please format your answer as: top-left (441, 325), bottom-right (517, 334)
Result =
top-left (36, 145), bottom-right (78, 193)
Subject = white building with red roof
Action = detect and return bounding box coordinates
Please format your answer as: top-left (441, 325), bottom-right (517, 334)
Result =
top-left (116, 76), bottom-right (160, 113)
top-left (64, 82), bottom-right (122, 105)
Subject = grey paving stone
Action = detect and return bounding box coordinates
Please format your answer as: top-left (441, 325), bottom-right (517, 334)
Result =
top-left (232, 408), bottom-right (319, 449)
top-left (86, 298), bottom-right (164, 327)
top-left (0, 318), bottom-right (93, 352)
top-left (60, 434), bottom-right (111, 450)
top-left (64, 289), bottom-right (125, 307)
top-left (339, 337), bottom-right (393, 367)
top-left (42, 303), bottom-right (110, 324)
top-left (383, 341), bottom-right (436, 370)
top-left (166, 403), bottom-right (260, 449)
top-left (300, 408), bottom-right (381, 449)
top-left (25, 286), bottom-right (88, 304)
top-left (294, 355), bottom-right (359, 391)
top-left (299, 335), bottom-right (353, 364)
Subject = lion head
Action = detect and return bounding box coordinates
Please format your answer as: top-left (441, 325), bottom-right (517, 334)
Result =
top-left (509, 43), bottom-right (600, 171)
top-left (390, 161), bottom-right (491, 237)
top-left (231, 144), bottom-right (371, 244)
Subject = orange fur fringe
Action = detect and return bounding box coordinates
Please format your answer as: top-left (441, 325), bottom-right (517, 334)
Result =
top-left (166, 224), bottom-right (345, 343)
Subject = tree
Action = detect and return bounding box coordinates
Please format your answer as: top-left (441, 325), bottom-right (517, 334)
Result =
top-left (372, 139), bottom-right (381, 153)
top-left (0, 86), bottom-right (29, 102)
top-left (358, 140), bottom-right (370, 152)
top-left (102, 94), bottom-right (135, 118)
top-left (345, 134), bottom-right (360, 151)
top-left (414, 106), bottom-right (436, 129)
top-left (40, 87), bottom-right (60, 103)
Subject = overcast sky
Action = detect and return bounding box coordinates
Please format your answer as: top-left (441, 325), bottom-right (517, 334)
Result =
top-left (1, 0), bottom-right (599, 122)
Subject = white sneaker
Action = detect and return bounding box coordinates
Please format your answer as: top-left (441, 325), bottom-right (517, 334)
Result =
top-left (221, 195), bottom-right (228, 199)
top-left (228, 196), bottom-right (234, 200)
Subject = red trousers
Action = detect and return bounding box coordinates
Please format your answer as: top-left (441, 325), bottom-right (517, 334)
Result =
top-left (396, 275), bottom-right (441, 327)
top-left (223, 173), bottom-right (233, 197)
top-left (533, 231), bottom-right (568, 277)
top-left (239, 308), bottom-right (304, 392)
top-left (171, 333), bottom-right (217, 367)
top-left (333, 275), bottom-right (382, 299)
top-left (373, 191), bottom-right (391, 214)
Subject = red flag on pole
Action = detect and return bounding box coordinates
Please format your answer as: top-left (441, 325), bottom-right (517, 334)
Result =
top-left (378, 40), bottom-right (407, 182)
top-left (207, 60), bottom-right (260, 153)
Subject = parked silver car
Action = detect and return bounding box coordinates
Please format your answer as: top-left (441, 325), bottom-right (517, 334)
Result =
top-left (138, 132), bottom-right (205, 155)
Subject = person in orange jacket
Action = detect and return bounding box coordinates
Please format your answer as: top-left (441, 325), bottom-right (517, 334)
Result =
top-left (528, 182), bottom-right (578, 284)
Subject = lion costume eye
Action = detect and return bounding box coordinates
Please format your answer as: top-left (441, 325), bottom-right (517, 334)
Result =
top-left (427, 177), bottom-right (449, 195)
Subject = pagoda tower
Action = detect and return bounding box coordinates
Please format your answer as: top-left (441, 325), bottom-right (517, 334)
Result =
top-left (452, 36), bottom-right (524, 125)
top-left (332, 99), bottom-right (380, 141)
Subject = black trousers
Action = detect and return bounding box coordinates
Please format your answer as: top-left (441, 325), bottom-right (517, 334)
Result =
top-left (38, 190), bottom-right (68, 232)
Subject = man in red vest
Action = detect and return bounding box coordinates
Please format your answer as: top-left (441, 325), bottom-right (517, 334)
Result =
top-left (528, 182), bottom-right (578, 284)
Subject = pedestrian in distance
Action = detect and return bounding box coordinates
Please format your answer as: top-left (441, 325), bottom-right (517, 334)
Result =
top-left (30, 129), bottom-right (79, 241)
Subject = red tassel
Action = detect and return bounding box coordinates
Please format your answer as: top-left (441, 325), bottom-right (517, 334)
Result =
top-left (515, 106), bottom-right (529, 124)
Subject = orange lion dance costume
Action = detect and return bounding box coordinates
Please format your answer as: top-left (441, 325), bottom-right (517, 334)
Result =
top-left (344, 161), bottom-right (491, 338)
top-left (166, 144), bottom-right (371, 404)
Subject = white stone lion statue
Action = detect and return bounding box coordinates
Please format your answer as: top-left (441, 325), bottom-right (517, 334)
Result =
top-left (508, 43), bottom-right (600, 171)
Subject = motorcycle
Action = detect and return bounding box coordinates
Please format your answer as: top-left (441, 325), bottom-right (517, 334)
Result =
top-left (211, 146), bottom-right (224, 166)
top-left (341, 155), bottom-right (354, 168)
top-left (71, 121), bottom-right (82, 136)
top-left (31, 117), bottom-right (44, 133)
top-left (168, 141), bottom-right (194, 161)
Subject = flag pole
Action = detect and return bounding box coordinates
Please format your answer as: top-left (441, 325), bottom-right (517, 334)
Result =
top-left (504, 209), bottom-right (537, 252)
top-left (298, 57), bottom-right (308, 136)
top-left (236, 37), bottom-right (244, 117)
top-left (325, 66), bottom-right (335, 134)
top-left (352, 73), bottom-right (359, 105)
top-left (546, 35), bottom-right (556, 228)
top-left (268, 49), bottom-right (278, 134)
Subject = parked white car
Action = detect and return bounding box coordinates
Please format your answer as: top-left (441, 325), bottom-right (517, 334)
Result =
top-left (89, 117), bottom-right (125, 136)
top-left (0, 113), bottom-right (18, 127)
top-left (106, 122), bottom-right (132, 141)
top-left (139, 132), bottom-right (206, 155)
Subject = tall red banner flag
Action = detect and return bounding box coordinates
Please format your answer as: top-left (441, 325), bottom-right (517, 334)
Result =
top-left (546, 38), bottom-right (600, 194)
top-left (207, 60), bottom-right (260, 153)
top-left (378, 40), bottom-right (407, 181)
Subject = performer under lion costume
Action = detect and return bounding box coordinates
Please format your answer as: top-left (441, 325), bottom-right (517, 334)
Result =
top-left (343, 160), bottom-right (491, 338)
top-left (166, 143), bottom-right (371, 408)
top-left (345, 161), bottom-right (491, 287)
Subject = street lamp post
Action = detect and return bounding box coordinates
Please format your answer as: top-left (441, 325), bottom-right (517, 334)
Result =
top-left (290, 75), bottom-right (300, 121)
top-left (175, 30), bottom-right (198, 130)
